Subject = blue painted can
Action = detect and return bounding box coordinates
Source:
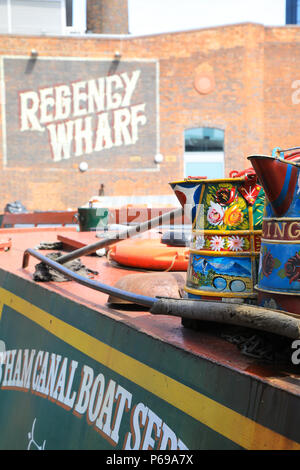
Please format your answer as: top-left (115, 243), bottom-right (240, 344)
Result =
top-left (248, 149), bottom-right (300, 314)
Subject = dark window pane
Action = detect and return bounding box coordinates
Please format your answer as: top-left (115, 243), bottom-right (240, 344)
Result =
top-left (286, 0), bottom-right (299, 24)
top-left (184, 127), bottom-right (224, 152)
top-left (66, 0), bottom-right (73, 26)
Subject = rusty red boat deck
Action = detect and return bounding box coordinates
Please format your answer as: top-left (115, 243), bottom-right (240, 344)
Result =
top-left (0, 227), bottom-right (285, 375)
top-left (0, 226), bottom-right (300, 450)
top-left (0, 227), bottom-right (243, 364)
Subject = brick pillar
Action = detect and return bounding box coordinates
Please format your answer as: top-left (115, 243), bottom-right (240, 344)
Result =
top-left (87, 0), bottom-right (129, 34)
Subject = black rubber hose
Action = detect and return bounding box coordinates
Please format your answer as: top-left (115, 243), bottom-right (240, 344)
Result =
top-left (23, 248), bottom-right (158, 308)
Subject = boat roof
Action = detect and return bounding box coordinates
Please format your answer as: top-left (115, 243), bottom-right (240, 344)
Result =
top-left (0, 225), bottom-right (300, 397)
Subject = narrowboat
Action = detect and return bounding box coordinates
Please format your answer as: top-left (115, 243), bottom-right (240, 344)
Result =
top-left (0, 191), bottom-right (299, 451)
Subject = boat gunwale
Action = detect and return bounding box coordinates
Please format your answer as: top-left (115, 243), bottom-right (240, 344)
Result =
top-left (0, 226), bottom-right (300, 398)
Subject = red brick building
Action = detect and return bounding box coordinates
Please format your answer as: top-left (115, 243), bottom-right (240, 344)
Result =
top-left (0, 2), bottom-right (300, 210)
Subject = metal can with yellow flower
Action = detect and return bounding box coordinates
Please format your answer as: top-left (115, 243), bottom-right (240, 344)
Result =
top-left (170, 171), bottom-right (265, 301)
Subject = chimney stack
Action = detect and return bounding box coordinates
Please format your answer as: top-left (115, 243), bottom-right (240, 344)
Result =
top-left (86, 0), bottom-right (129, 34)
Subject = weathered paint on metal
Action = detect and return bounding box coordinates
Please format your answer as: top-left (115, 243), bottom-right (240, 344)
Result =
top-left (0, 271), bottom-right (300, 450)
top-left (248, 152), bottom-right (300, 314)
top-left (0, 228), bottom-right (299, 449)
top-left (170, 176), bottom-right (264, 301)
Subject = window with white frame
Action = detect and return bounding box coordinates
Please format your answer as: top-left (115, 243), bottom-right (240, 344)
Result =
top-left (0, 0), bottom-right (86, 35)
top-left (65, 0), bottom-right (86, 34)
top-left (184, 127), bottom-right (225, 179)
top-left (0, 1), bottom-right (9, 32)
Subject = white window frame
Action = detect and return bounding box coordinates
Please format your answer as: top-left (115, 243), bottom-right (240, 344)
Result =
top-left (183, 151), bottom-right (225, 178)
top-left (64, 0), bottom-right (86, 34)
top-left (7, 0), bottom-right (12, 34)
top-left (0, 0), bottom-right (86, 35)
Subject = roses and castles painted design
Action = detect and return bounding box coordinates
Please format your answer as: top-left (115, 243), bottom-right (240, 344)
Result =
top-left (248, 148), bottom-right (300, 315)
top-left (170, 171), bottom-right (264, 301)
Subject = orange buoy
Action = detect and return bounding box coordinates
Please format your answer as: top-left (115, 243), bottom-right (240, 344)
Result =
top-left (108, 238), bottom-right (189, 271)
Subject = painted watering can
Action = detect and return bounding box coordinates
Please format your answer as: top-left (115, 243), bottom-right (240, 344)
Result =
top-left (248, 147), bottom-right (300, 314)
top-left (169, 171), bottom-right (265, 301)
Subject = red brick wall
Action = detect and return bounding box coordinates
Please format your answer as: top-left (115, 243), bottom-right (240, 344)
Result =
top-left (264, 27), bottom-right (300, 153)
top-left (0, 24), bottom-right (300, 211)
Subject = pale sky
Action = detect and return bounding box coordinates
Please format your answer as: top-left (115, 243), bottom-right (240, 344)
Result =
top-left (128, 0), bottom-right (286, 35)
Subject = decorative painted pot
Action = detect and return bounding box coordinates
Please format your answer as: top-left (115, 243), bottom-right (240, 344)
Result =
top-left (248, 147), bottom-right (300, 314)
top-left (76, 207), bottom-right (109, 232)
top-left (170, 171), bottom-right (265, 301)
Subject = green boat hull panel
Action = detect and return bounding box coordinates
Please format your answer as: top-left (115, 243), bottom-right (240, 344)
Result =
top-left (0, 270), bottom-right (300, 450)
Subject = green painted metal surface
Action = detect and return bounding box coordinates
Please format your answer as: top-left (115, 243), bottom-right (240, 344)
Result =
top-left (77, 207), bottom-right (109, 232)
top-left (0, 269), bottom-right (299, 450)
